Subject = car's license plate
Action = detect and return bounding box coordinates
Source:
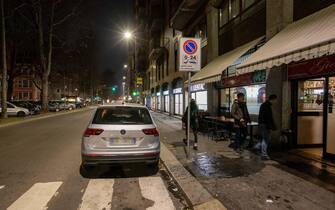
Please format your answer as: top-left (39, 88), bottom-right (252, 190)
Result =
top-left (108, 138), bottom-right (136, 145)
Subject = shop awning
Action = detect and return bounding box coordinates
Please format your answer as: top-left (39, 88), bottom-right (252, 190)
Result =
top-left (190, 37), bottom-right (263, 84)
top-left (237, 4), bottom-right (335, 75)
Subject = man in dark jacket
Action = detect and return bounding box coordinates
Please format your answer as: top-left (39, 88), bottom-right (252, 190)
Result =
top-left (182, 99), bottom-right (199, 150)
top-left (255, 94), bottom-right (277, 160)
top-left (231, 93), bottom-right (251, 152)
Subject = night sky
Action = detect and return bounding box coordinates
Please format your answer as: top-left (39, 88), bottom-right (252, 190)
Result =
top-left (81, 0), bottom-right (133, 87)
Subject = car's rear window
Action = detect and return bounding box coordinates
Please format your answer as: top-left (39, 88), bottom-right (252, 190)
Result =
top-left (92, 106), bottom-right (153, 125)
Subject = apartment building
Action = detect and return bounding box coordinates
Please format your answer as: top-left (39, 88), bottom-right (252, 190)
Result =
top-left (133, 0), bottom-right (335, 159)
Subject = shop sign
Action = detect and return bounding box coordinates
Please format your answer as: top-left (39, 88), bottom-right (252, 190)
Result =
top-left (136, 77), bottom-right (143, 85)
top-left (288, 54), bottom-right (335, 79)
top-left (179, 38), bottom-right (201, 72)
top-left (156, 92), bottom-right (161, 96)
top-left (163, 90), bottom-right (169, 95)
top-left (221, 70), bottom-right (266, 88)
top-left (173, 88), bottom-right (182, 94)
top-left (190, 83), bottom-right (206, 92)
top-left (252, 70), bottom-right (266, 83)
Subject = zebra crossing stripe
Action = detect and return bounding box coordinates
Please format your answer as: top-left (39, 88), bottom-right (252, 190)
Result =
top-left (79, 179), bottom-right (114, 210)
top-left (7, 182), bottom-right (62, 210)
top-left (139, 177), bottom-right (175, 210)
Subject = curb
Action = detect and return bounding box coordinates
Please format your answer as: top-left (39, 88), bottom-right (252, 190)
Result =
top-left (160, 142), bottom-right (227, 210)
top-left (0, 107), bottom-right (95, 128)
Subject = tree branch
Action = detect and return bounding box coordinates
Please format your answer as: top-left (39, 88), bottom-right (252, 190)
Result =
top-left (4, 2), bottom-right (27, 19)
top-left (32, 79), bottom-right (42, 91)
top-left (53, 0), bottom-right (82, 27)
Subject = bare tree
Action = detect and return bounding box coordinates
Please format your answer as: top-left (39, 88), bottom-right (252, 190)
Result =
top-left (16, 0), bottom-right (81, 111)
top-left (1, 0), bottom-right (8, 118)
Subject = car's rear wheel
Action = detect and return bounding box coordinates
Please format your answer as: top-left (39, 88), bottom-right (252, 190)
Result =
top-left (17, 111), bottom-right (26, 117)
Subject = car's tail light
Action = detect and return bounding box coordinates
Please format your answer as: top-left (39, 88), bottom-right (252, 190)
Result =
top-left (142, 128), bottom-right (159, 136)
top-left (84, 128), bottom-right (104, 137)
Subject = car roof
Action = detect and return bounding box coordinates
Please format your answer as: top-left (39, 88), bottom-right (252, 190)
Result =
top-left (98, 103), bottom-right (146, 108)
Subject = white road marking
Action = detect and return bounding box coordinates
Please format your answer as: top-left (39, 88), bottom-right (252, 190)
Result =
top-left (79, 179), bottom-right (114, 210)
top-left (0, 185), bottom-right (5, 190)
top-left (139, 177), bottom-right (175, 210)
top-left (7, 182), bottom-right (62, 210)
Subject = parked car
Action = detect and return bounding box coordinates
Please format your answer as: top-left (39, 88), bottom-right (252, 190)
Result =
top-left (0, 102), bottom-right (30, 117)
top-left (48, 101), bottom-right (60, 112)
top-left (81, 103), bottom-right (160, 172)
top-left (57, 101), bottom-right (74, 110)
top-left (11, 101), bottom-right (40, 115)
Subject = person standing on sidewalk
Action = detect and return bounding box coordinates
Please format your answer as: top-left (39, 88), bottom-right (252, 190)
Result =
top-left (182, 99), bottom-right (199, 150)
top-left (255, 94), bottom-right (278, 160)
top-left (231, 93), bottom-right (250, 152)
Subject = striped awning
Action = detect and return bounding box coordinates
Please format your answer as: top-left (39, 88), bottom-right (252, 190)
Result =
top-left (237, 4), bottom-right (335, 75)
top-left (190, 37), bottom-right (263, 85)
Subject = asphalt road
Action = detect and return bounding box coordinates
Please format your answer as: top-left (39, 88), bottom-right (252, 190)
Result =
top-left (0, 109), bottom-right (187, 210)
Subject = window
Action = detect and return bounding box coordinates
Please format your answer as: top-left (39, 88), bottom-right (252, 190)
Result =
top-left (219, 1), bottom-right (229, 27)
top-left (230, 0), bottom-right (240, 19)
top-left (219, 0), bottom-right (259, 27)
top-left (174, 94), bottom-right (183, 115)
top-left (164, 95), bottom-right (169, 112)
top-left (7, 103), bottom-right (15, 108)
top-left (93, 107), bottom-right (153, 125)
top-left (23, 92), bottom-right (29, 98)
top-left (221, 84), bottom-right (266, 115)
top-left (191, 91), bottom-right (208, 111)
top-left (243, 0), bottom-right (256, 9)
top-left (22, 80), bottom-right (30, 88)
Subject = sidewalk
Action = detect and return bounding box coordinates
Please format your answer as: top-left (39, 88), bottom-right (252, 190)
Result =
top-left (152, 111), bottom-right (335, 210)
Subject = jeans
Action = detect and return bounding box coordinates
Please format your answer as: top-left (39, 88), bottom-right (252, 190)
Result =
top-left (235, 126), bottom-right (248, 149)
top-left (255, 124), bottom-right (271, 158)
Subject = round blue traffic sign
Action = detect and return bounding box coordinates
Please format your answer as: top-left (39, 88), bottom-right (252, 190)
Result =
top-left (183, 40), bottom-right (198, 55)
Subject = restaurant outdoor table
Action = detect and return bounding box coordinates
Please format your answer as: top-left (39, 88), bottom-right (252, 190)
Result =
top-left (204, 116), bottom-right (258, 146)
top-left (204, 116), bottom-right (234, 123)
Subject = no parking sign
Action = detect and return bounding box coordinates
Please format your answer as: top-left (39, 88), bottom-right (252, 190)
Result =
top-left (179, 37), bottom-right (201, 72)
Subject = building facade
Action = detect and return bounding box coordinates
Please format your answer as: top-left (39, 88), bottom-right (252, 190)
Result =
top-left (133, 0), bottom-right (335, 160)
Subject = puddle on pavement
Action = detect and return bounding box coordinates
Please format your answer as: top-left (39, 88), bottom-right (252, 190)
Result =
top-left (185, 151), bottom-right (265, 179)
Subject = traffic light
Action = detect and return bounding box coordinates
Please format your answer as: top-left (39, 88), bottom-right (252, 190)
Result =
top-left (132, 91), bottom-right (140, 96)
top-left (111, 85), bottom-right (117, 94)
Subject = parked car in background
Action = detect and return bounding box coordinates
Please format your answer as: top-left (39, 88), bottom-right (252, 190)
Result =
top-left (0, 102), bottom-right (30, 117)
top-left (48, 101), bottom-right (60, 112)
top-left (81, 103), bottom-right (160, 173)
top-left (57, 101), bottom-right (74, 110)
top-left (11, 101), bottom-right (41, 115)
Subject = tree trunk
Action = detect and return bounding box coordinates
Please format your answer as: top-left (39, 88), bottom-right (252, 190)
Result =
top-left (42, 74), bottom-right (48, 112)
top-left (1, 0), bottom-right (8, 118)
top-left (39, 1), bottom-right (55, 112)
top-left (7, 76), bottom-right (13, 101)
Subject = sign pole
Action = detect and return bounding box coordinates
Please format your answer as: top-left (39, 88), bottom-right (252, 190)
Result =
top-left (178, 37), bottom-right (201, 158)
top-left (187, 71), bottom-right (191, 157)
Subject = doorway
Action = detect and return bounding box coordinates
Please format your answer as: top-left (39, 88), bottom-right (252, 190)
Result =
top-left (293, 77), bottom-right (335, 159)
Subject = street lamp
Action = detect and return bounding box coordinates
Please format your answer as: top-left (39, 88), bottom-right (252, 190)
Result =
top-left (124, 31), bottom-right (132, 40)
top-left (123, 64), bottom-right (128, 69)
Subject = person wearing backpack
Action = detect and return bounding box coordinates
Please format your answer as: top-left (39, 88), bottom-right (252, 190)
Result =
top-left (182, 99), bottom-right (199, 150)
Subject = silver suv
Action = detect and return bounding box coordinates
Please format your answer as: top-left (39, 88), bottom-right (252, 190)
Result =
top-left (81, 104), bottom-right (160, 171)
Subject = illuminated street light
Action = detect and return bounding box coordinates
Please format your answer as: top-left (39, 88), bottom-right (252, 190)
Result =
top-left (124, 31), bottom-right (132, 40)
top-left (124, 64), bottom-right (128, 68)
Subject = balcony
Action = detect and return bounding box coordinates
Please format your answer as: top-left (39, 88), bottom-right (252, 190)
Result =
top-left (170, 0), bottom-right (207, 30)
